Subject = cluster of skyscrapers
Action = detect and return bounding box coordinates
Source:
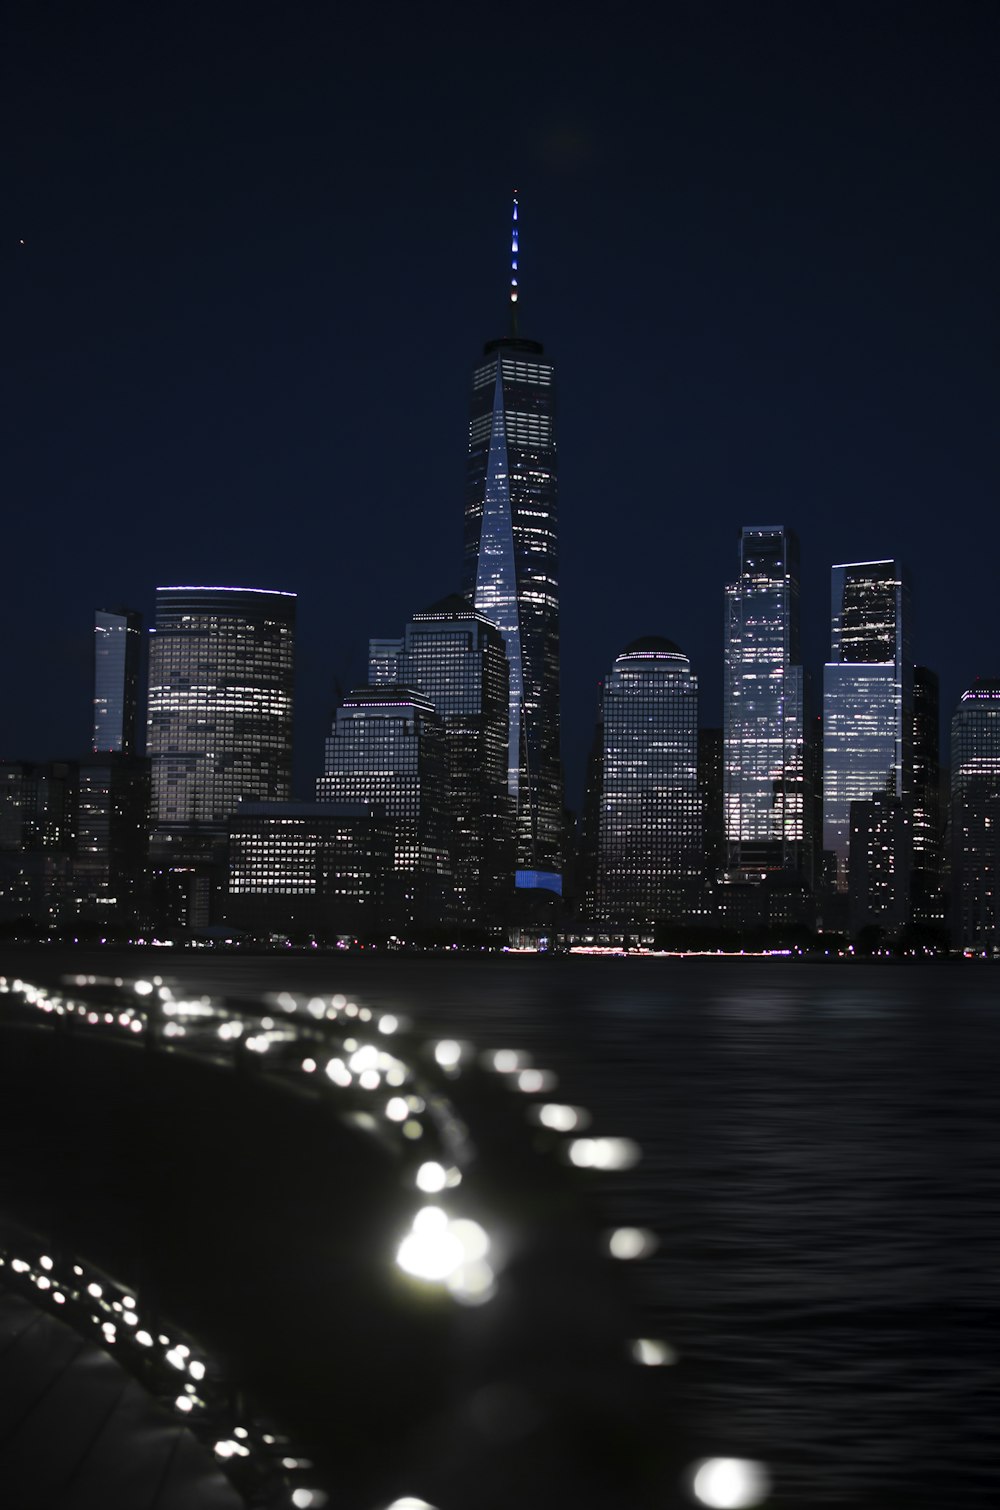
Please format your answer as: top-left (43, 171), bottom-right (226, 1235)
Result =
top-left (2, 201), bottom-right (998, 951)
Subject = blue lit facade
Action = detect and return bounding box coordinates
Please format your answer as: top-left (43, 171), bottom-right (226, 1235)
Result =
top-left (93, 608), bottom-right (142, 755)
top-left (822, 561), bottom-right (911, 890)
top-left (463, 212), bottom-right (561, 892)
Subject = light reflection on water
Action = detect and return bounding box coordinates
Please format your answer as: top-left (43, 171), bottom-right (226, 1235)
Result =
top-left (159, 957), bottom-right (1000, 1508)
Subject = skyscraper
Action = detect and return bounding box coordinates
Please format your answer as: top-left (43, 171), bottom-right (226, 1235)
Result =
top-left (463, 194), bottom-right (562, 892)
top-left (93, 608), bottom-right (142, 754)
top-left (317, 686), bottom-right (451, 929)
top-left (822, 560), bottom-right (912, 890)
top-left (950, 679), bottom-right (1000, 951)
top-left (148, 586), bottom-right (295, 837)
top-left (723, 526), bottom-right (807, 876)
top-left (596, 638), bottom-right (701, 930)
top-left (911, 665), bottom-right (945, 929)
top-left (369, 597), bottom-right (511, 926)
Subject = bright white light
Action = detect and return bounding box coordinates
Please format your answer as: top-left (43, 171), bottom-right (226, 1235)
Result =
top-left (536, 1103), bottom-right (587, 1132)
top-left (175, 1394), bottom-right (193, 1413)
top-left (396, 1207), bottom-right (464, 1281)
top-left (631, 1337), bottom-right (677, 1366)
top-left (433, 1039), bottom-right (462, 1068)
top-left (87, 1282), bottom-right (102, 1298)
top-left (378, 1014), bottom-right (399, 1034)
top-left (383, 1498), bottom-right (439, 1509)
top-left (517, 1067), bottom-right (555, 1093)
top-left (291, 1492), bottom-right (318, 1509)
top-left (134, 980), bottom-right (154, 996)
top-left (188, 1359), bottom-right (206, 1381)
top-left (415, 1161), bottom-right (447, 1193)
top-left (447, 1258), bottom-right (497, 1305)
top-left (302, 1057), bottom-right (317, 1073)
top-left (325, 1057), bottom-right (351, 1087)
top-left (691, 1457), bottom-right (770, 1507)
top-left (492, 1048), bottom-right (524, 1073)
top-left (568, 1136), bottom-right (641, 1170)
top-left (386, 1097), bottom-right (409, 1122)
top-left (349, 1044), bottom-right (378, 1073)
top-left (136, 1330), bottom-right (153, 1347)
top-left (449, 1218), bottom-right (490, 1264)
top-left (608, 1227), bottom-right (657, 1260)
top-left (40, 1255), bottom-right (53, 1271)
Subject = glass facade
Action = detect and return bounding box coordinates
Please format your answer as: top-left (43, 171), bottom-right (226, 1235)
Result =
top-left (723, 526), bottom-right (806, 874)
top-left (317, 686), bottom-right (450, 927)
top-left (950, 680), bottom-right (1000, 951)
top-left (370, 597), bottom-right (512, 925)
top-left (93, 608), bottom-right (142, 755)
top-left (822, 560), bottom-right (912, 889)
top-left (596, 638), bottom-right (701, 928)
top-left (464, 333), bottom-right (562, 885)
top-left (147, 587), bottom-right (295, 835)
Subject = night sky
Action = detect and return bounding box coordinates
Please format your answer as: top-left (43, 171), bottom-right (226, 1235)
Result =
top-left (5, 2), bottom-right (997, 805)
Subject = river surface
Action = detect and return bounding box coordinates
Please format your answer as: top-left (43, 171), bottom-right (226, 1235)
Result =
top-left (10, 951), bottom-right (1000, 1507)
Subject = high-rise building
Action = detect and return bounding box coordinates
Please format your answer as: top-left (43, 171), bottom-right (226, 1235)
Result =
top-left (147, 586), bottom-right (295, 836)
top-left (596, 638), bottom-right (701, 930)
top-left (369, 597), bottom-right (511, 927)
top-left (723, 526), bottom-right (808, 878)
top-left (147, 586), bottom-right (294, 929)
top-left (463, 195), bottom-right (562, 892)
top-left (317, 686), bottom-right (450, 929)
top-left (950, 679), bottom-right (1000, 952)
top-left (93, 608), bottom-right (142, 754)
top-left (698, 727), bottom-right (726, 883)
top-left (822, 560), bottom-right (912, 890)
top-left (911, 665), bottom-right (945, 929)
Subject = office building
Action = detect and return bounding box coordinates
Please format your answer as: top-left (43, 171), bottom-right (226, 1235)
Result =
top-left (369, 597), bottom-right (511, 927)
top-left (226, 801), bottom-right (392, 940)
top-left (822, 560), bottom-right (912, 891)
top-left (723, 526), bottom-right (808, 876)
top-left (463, 195), bottom-right (562, 892)
top-left (147, 586), bottom-right (295, 929)
top-left (317, 686), bottom-right (450, 929)
top-left (148, 586), bottom-right (295, 834)
top-left (596, 638), bottom-right (701, 930)
top-left (93, 608), bottom-right (142, 755)
top-left (950, 679), bottom-right (1000, 951)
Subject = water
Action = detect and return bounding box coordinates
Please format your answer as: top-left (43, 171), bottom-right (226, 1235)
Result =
top-left (12, 951), bottom-right (1000, 1506)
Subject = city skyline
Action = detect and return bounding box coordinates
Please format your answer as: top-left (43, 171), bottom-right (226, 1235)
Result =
top-left (4, 6), bottom-right (996, 810)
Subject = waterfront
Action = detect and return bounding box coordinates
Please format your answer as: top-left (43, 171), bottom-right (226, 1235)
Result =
top-left (5, 952), bottom-right (999, 1507)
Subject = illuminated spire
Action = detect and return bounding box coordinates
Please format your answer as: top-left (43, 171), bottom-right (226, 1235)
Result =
top-left (509, 190), bottom-right (519, 336)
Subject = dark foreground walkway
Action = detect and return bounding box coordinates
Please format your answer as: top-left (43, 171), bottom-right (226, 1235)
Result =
top-left (0, 964), bottom-right (688, 1510)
